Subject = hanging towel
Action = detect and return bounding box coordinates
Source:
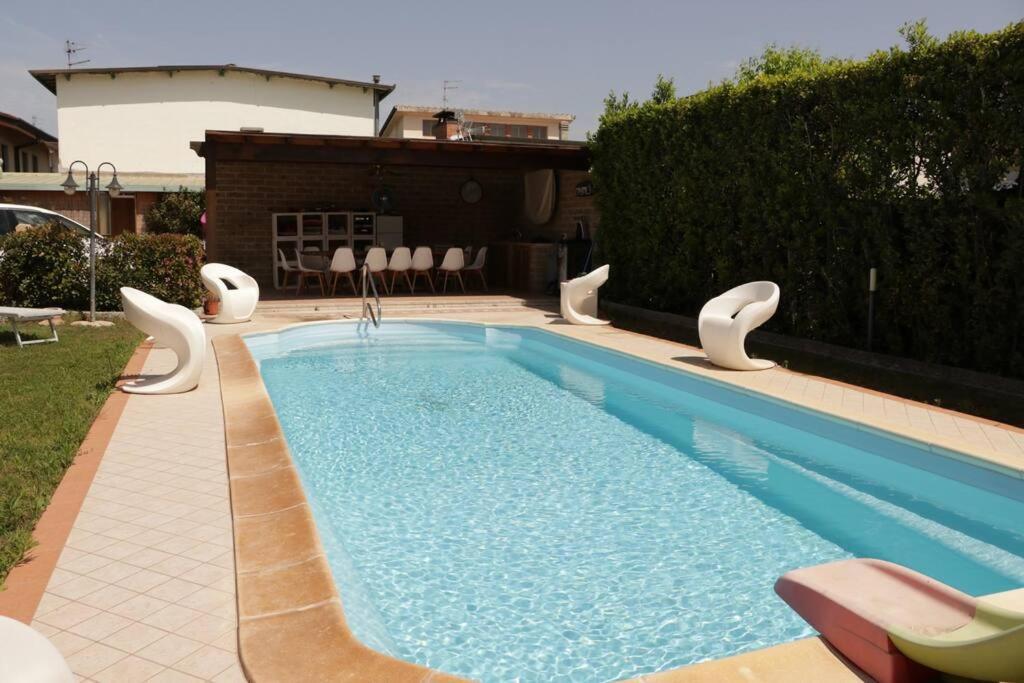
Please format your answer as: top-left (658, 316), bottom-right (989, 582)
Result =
top-left (524, 169), bottom-right (556, 225)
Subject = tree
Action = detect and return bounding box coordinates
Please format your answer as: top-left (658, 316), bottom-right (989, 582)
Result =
top-left (144, 187), bottom-right (205, 237)
top-left (734, 44), bottom-right (840, 83)
top-left (650, 74), bottom-right (677, 105)
top-left (899, 19), bottom-right (939, 52)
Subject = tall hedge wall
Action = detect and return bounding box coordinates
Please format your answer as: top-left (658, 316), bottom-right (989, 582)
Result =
top-left (590, 23), bottom-right (1024, 378)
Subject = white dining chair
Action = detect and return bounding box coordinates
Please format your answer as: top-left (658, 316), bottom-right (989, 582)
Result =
top-left (329, 247), bottom-right (358, 296)
top-left (294, 248), bottom-right (327, 296)
top-left (436, 247), bottom-right (466, 293)
top-left (386, 247), bottom-right (413, 295)
top-left (463, 246), bottom-right (488, 291)
top-left (277, 248), bottom-right (298, 290)
top-left (410, 247), bottom-right (435, 294)
top-left (364, 247), bottom-right (390, 294)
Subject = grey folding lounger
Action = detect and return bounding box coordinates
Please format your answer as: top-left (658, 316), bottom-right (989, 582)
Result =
top-left (0, 307), bottom-right (66, 348)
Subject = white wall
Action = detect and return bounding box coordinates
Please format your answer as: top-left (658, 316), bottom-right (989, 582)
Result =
top-left (56, 70), bottom-right (378, 173)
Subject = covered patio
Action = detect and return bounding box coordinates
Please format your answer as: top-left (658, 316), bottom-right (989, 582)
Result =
top-left (193, 130), bottom-right (595, 301)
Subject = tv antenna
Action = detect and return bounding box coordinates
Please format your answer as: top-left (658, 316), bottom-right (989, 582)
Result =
top-left (442, 79), bottom-right (461, 109)
top-left (65, 40), bottom-right (90, 69)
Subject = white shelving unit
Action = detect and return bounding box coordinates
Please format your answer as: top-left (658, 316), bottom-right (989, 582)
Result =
top-left (272, 211), bottom-right (376, 289)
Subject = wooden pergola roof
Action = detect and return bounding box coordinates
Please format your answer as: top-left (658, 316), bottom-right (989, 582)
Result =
top-left (192, 131), bottom-right (590, 173)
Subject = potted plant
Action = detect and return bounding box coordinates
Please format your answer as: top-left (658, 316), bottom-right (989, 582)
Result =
top-left (203, 295), bottom-right (220, 316)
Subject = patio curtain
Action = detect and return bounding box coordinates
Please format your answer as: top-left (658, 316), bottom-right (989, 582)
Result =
top-left (524, 169), bottom-right (555, 225)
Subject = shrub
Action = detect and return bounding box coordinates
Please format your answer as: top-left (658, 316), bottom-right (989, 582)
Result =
top-left (96, 233), bottom-right (205, 310)
top-left (0, 224), bottom-right (89, 308)
top-left (589, 21), bottom-right (1024, 378)
top-left (144, 187), bottom-right (205, 237)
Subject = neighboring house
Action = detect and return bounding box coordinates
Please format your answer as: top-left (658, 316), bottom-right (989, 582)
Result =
top-left (0, 172), bottom-right (204, 236)
top-left (0, 111), bottom-right (58, 174)
top-left (29, 64), bottom-right (395, 174)
top-left (380, 105), bottom-right (573, 142)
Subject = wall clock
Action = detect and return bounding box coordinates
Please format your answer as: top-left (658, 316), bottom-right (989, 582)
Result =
top-left (460, 178), bottom-right (483, 204)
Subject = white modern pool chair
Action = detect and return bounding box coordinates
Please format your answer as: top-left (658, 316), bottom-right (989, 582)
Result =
top-left (561, 265), bottom-right (610, 325)
top-left (200, 263), bottom-right (259, 324)
top-left (329, 247), bottom-right (358, 296)
top-left (698, 281), bottom-right (780, 370)
top-left (436, 247), bottom-right (466, 293)
top-left (276, 248), bottom-right (297, 290)
top-left (386, 246), bottom-right (413, 295)
top-left (0, 616), bottom-right (74, 682)
top-left (410, 247), bottom-right (435, 294)
top-left (463, 246), bottom-right (488, 291)
top-left (294, 248), bottom-right (327, 296)
top-left (120, 287), bottom-right (205, 394)
top-left (364, 247), bottom-right (390, 294)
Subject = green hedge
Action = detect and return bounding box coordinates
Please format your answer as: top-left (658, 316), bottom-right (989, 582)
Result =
top-left (96, 233), bottom-right (205, 310)
top-left (590, 23), bottom-right (1024, 378)
top-left (0, 227), bottom-right (204, 311)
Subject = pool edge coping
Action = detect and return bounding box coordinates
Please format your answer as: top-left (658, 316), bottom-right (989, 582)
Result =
top-left (213, 334), bottom-right (470, 682)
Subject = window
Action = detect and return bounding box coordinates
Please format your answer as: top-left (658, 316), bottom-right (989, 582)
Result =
top-left (0, 144), bottom-right (8, 172)
top-left (20, 151), bottom-right (28, 172)
top-left (32, 154), bottom-right (39, 172)
top-left (421, 119), bottom-right (435, 136)
top-left (531, 126), bottom-right (548, 140)
top-left (11, 210), bottom-right (53, 229)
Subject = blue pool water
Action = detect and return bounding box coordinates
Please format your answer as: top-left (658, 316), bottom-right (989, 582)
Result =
top-left (247, 322), bottom-right (1024, 682)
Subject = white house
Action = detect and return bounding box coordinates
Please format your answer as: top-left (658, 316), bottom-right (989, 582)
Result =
top-left (380, 105), bottom-right (573, 142)
top-left (30, 64), bottom-right (394, 174)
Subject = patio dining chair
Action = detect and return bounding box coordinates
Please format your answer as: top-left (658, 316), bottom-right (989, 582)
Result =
top-left (364, 247), bottom-right (390, 294)
top-left (294, 248), bottom-right (327, 296)
top-left (277, 248), bottom-right (298, 289)
top-left (436, 247), bottom-right (466, 293)
top-left (329, 247), bottom-right (358, 296)
top-left (410, 246), bottom-right (435, 294)
top-left (463, 246), bottom-right (488, 291)
top-left (386, 247), bottom-right (414, 295)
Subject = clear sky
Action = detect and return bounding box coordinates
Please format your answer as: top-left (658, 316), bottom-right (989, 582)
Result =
top-left (2, 1), bottom-right (1021, 140)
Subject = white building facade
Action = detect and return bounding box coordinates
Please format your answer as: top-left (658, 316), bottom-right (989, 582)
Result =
top-left (31, 65), bottom-right (393, 173)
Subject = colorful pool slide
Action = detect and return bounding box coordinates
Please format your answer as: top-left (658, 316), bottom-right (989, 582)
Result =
top-left (774, 558), bottom-right (1024, 683)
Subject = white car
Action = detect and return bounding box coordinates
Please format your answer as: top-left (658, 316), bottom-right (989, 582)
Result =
top-left (0, 203), bottom-right (102, 240)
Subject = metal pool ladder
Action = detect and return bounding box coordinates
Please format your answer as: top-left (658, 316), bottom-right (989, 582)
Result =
top-left (360, 263), bottom-right (381, 328)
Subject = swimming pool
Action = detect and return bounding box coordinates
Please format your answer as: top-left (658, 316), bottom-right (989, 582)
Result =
top-left (246, 321), bottom-right (1024, 682)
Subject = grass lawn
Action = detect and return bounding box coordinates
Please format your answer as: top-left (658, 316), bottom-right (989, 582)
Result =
top-left (0, 316), bottom-right (143, 586)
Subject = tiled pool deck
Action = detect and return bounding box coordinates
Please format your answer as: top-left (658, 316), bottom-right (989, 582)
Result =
top-left (7, 296), bottom-right (1024, 681)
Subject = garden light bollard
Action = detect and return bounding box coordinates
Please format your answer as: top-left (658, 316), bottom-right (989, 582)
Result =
top-left (61, 161), bottom-right (123, 322)
top-left (867, 267), bottom-right (877, 351)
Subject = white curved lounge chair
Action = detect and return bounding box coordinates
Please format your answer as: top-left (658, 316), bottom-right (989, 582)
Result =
top-left (698, 281), bottom-right (780, 370)
top-left (200, 263), bottom-right (259, 324)
top-left (560, 265), bottom-right (610, 326)
top-left (120, 287), bottom-right (205, 394)
top-left (0, 616), bottom-right (74, 682)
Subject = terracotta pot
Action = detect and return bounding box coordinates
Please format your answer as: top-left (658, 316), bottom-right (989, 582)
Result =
top-left (204, 299), bottom-right (220, 316)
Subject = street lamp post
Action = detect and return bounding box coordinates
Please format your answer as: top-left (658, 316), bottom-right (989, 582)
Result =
top-left (61, 161), bottom-right (122, 322)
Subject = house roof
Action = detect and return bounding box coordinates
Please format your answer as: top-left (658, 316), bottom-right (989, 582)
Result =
top-left (0, 172), bottom-right (204, 193)
top-left (0, 111), bottom-right (57, 143)
top-left (192, 130), bottom-right (589, 174)
top-left (379, 104), bottom-right (574, 136)
top-left (29, 65), bottom-right (395, 97)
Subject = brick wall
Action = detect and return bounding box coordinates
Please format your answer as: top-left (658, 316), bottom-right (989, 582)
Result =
top-left (206, 159), bottom-right (600, 288)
